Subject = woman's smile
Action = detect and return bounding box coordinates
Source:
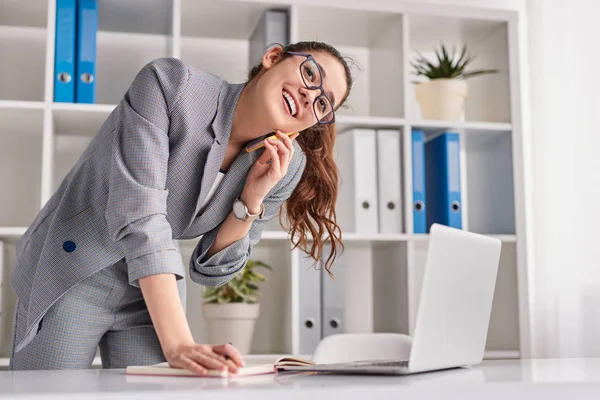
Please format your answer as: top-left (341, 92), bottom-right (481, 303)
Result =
top-left (282, 88), bottom-right (298, 117)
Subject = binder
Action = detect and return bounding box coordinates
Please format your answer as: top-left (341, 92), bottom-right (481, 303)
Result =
top-left (321, 244), bottom-right (345, 338)
top-left (334, 129), bottom-right (379, 234)
top-left (75, 0), bottom-right (98, 104)
top-left (425, 132), bottom-right (463, 231)
top-left (296, 251), bottom-right (322, 355)
top-left (249, 9), bottom-right (289, 67)
top-left (54, 0), bottom-right (77, 103)
top-left (411, 130), bottom-right (427, 234)
top-left (375, 129), bottom-right (403, 234)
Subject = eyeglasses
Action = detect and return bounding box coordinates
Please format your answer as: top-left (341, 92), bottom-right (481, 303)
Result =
top-left (284, 51), bottom-right (335, 125)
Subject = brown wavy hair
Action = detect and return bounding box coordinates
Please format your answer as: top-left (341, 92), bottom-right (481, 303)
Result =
top-left (247, 41), bottom-right (353, 277)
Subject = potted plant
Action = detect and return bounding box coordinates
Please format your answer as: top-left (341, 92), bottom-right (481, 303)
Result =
top-left (412, 44), bottom-right (498, 121)
top-left (201, 259), bottom-right (272, 354)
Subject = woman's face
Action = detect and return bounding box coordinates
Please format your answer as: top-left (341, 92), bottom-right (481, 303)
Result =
top-left (257, 48), bottom-right (347, 134)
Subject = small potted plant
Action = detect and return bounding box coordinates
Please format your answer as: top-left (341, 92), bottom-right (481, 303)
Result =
top-left (201, 259), bottom-right (272, 355)
top-left (412, 43), bottom-right (498, 121)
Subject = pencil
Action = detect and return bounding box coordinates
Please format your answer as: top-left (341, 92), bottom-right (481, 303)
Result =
top-left (245, 131), bottom-right (298, 153)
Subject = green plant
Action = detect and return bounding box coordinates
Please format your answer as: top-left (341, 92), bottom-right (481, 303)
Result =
top-left (411, 43), bottom-right (498, 80)
top-left (202, 259), bottom-right (273, 304)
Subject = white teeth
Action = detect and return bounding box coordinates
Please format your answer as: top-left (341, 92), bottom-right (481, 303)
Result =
top-left (283, 90), bottom-right (297, 116)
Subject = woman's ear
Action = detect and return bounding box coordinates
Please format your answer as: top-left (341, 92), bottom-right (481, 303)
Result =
top-left (261, 44), bottom-right (284, 70)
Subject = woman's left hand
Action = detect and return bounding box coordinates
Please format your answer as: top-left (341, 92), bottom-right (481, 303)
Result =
top-left (241, 130), bottom-right (299, 209)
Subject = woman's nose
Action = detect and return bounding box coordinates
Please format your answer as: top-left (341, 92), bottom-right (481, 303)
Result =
top-left (299, 86), bottom-right (318, 107)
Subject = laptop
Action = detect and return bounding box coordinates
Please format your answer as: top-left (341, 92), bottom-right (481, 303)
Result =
top-left (279, 223), bottom-right (502, 376)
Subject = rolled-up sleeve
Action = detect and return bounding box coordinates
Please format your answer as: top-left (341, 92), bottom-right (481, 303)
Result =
top-left (105, 58), bottom-right (190, 287)
top-left (189, 152), bottom-right (307, 287)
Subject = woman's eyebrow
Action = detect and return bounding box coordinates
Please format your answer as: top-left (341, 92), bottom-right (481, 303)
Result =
top-left (316, 62), bottom-right (336, 106)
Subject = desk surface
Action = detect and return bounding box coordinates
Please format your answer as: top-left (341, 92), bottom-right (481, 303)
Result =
top-left (2, 358), bottom-right (600, 399)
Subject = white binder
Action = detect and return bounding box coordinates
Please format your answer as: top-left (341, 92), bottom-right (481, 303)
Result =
top-left (376, 129), bottom-right (403, 234)
top-left (321, 243), bottom-right (345, 338)
top-left (249, 9), bottom-right (289, 67)
top-left (334, 129), bottom-right (379, 234)
top-left (296, 251), bottom-right (322, 355)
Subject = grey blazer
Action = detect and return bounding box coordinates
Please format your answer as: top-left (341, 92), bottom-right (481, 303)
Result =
top-left (10, 58), bottom-right (307, 352)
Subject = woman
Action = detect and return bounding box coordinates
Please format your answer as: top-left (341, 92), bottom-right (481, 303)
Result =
top-left (9, 41), bottom-right (352, 375)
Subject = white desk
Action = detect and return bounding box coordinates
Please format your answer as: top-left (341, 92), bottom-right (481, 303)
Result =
top-left (1, 359), bottom-right (600, 399)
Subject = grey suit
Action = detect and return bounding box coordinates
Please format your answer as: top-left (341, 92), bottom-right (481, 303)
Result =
top-left (9, 58), bottom-right (307, 363)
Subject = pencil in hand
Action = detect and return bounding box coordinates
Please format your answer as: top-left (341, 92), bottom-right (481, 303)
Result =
top-left (245, 131), bottom-right (298, 153)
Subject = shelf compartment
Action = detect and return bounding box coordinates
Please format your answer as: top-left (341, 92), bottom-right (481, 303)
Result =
top-left (462, 130), bottom-right (515, 235)
top-left (0, 26), bottom-right (47, 102)
top-left (406, 14), bottom-right (511, 124)
top-left (0, 0), bottom-right (48, 28)
top-left (179, 0), bottom-right (289, 85)
top-left (296, 6), bottom-right (405, 119)
top-left (0, 107), bottom-right (44, 228)
top-left (179, 239), bottom-right (294, 355)
top-left (97, 0), bottom-right (173, 36)
top-left (51, 106), bottom-right (108, 192)
top-left (95, 31), bottom-right (172, 105)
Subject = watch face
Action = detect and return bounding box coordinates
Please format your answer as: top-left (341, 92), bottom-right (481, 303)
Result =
top-left (233, 200), bottom-right (246, 219)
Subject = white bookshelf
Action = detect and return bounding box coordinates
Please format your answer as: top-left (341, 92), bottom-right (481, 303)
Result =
top-left (0, 0), bottom-right (529, 365)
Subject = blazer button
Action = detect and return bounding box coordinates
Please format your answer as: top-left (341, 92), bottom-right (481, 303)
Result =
top-left (63, 241), bottom-right (76, 253)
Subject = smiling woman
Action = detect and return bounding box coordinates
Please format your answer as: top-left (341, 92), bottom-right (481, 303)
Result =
top-left (246, 42), bottom-right (353, 275)
top-left (8, 39), bottom-right (353, 377)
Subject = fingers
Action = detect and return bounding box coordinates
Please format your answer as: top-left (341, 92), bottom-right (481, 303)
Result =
top-left (187, 351), bottom-right (228, 371)
top-left (213, 343), bottom-right (245, 368)
top-left (264, 138), bottom-right (281, 172)
top-left (203, 351), bottom-right (239, 373)
top-left (180, 355), bottom-right (208, 376)
top-left (275, 130), bottom-right (294, 168)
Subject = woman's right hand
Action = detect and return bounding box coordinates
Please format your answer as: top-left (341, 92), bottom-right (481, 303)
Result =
top-left (165, 342), bottom-right (245, 376)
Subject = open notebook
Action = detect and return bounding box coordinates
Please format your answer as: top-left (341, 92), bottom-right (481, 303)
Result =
top-left (125, 357), bottom-right (315, 378)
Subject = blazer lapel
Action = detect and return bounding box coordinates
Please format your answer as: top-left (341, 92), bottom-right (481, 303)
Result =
top-left (188, 135), bottom-right (265, 236)
top-left (188, 81), bottom-right (244, 224)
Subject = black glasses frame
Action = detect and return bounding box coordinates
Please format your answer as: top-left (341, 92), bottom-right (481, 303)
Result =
top-left (284, 51), bottom-right (335, 125)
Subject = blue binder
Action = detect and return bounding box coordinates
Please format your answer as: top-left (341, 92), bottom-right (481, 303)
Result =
top-left (411, 130), bottom-right (427, 234)
top-left (425, 132), bottom-right (463, 231)
top-left (54, 0), bottom-right (77, 103)
top-left (75, 0), bottom-right (98, 103)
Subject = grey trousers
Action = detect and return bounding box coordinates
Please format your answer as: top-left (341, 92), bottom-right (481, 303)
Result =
top-left (9, 259), bottom-right (182, 370)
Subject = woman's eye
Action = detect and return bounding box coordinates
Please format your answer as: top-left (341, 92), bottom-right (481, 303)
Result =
top-left (305, 66), bottom-right (315, 82)
top-left (318, 98), bottom-right (327, 112)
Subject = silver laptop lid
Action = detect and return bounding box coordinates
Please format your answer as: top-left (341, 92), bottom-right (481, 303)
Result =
top-left (408, 224), bottom-right (501, 373)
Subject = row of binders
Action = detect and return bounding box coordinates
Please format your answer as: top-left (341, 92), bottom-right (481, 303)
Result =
top-left (296, 244), bottom-right (346, 355)
top-left (335, 128), bottom-right (462, 234)
top-left (54, 0), bottom-right (98, 103)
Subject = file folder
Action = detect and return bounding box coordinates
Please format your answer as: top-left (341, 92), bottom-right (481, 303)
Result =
top-left (249, 9), bottom-right (289, 67)
top-left (425, 132), bottom-right (463, 231)
top-left (411, 130), bottom-right (427, 234)
top-left (376, 129), bottom-right (403, 234)
top-left (335, 129), bottom-right (379, 234)
top-left (321, 243), bottom-right (345, 338)
top-left (296, 251), bottom-right (322, 355)
top-left (75, 0), bottom-right (98, 104)
top-left (54, 0), bottom-right (77, 103)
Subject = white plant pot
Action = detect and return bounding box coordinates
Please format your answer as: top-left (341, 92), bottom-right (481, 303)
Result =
top-left (415, 79), bottom-right (468, 121)
top-left (202, 303), bottom-right (260, 355)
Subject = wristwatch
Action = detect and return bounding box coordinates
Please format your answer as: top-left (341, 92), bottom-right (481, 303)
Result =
top-left (233, 197), bottom-right (264, 222)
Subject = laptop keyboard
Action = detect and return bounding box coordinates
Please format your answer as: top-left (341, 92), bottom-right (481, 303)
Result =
top-left (370, 360), bottom-right (409, 367)
top-left (350, 360), bottom-right (409, 368)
